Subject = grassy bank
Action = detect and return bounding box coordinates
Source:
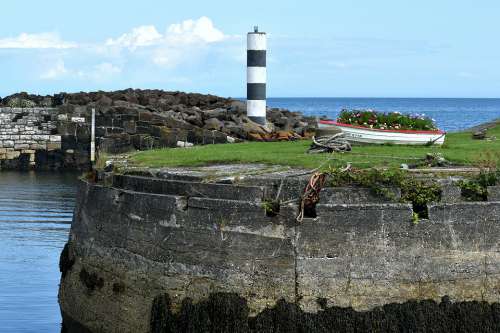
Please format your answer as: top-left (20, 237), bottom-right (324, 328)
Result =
top-left (130, 124), bottom-right (500, 169)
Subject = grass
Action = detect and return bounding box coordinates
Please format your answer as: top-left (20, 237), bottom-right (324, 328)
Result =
top-left (129, 124), bottom-right (500, 170)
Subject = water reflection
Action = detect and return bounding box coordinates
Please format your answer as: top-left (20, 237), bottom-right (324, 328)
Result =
top-left (0, 171), bottom-right (78, 333)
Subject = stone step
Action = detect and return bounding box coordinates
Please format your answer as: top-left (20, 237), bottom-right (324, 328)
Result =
top-left (320, 187), bottom-right (401, 204)
top-left (428, 202), bottom-right (500, 223)
top-left (113, 174), bottom-right (266, 202)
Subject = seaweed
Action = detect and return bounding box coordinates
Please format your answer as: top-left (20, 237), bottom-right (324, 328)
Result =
top-left (150, 293), bottom-right (500, 333)
top-left (59, 242), bottom-right (75, 279)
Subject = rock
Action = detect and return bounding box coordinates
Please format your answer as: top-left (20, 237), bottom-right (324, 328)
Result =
top-left (240, 116), bottom-right (270, 134)
top-left (247, 133), bottom-right (263, 141)
top-left (203, 108), bottom-right (228, 120)
top-left (176, 141), bottom-right (194, 148)
top-left (7, 97), bottom-right (36, 108)
top-left (472, 130), bottom-right (487, 140)
top-left (425, 153), bottom-right (450, 167)
top-left (204, 118), bottom-right (223, 131)
top-left (40, 97), bottom-right (54, 107)
top-left (230, 100), bottom-right (246, 113)
top-left (104, 161), bottom-right (114, 172)
top-left (185, 114), bottom-right (203, 127)
top-left (97, 95), bottom-right (113, 107)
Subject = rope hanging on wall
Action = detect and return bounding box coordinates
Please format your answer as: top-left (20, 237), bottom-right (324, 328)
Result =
top-left (296, 172), bottom-right (327, 223)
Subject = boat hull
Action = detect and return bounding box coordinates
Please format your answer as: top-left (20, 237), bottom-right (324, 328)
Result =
top-left (318, 121), bottom-right (446, 145)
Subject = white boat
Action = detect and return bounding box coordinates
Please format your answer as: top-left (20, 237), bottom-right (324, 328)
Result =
top-left (318, 120), bottom-right (446, 145)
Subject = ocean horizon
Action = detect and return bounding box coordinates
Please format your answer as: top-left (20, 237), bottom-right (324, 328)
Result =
top-left (259, 97), bottom-right (500, 132)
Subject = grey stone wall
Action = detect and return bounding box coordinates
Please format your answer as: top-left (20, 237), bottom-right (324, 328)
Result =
top-left (59, 174), bottom-right (500, 333)
top-left (0, 107), bottom-right (91, 170)
top-left (0, 107), bottom-right (61, 167)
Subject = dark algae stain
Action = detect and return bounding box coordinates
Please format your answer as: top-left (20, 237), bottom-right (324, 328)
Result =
top-left (79, 268), bottom-right (104, 293)
top-left (112, 282), bottom-right (126, 294)
top-left (150, 293), bottom-right (500, 333)
top-left (59, 242), bottom-right (75, 279)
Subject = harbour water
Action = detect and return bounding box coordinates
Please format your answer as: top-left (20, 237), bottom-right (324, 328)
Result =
top-left (1, 98), bottom-right (500, 332)
top-left (0, 172), bottom-right (77, 333)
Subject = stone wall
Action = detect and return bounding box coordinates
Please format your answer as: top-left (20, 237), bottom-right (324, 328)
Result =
top-left (0, 107), bottom-right (61, 168)
top-left (58, 172), bottom-right (500, 333)
top-left (0, 107), bottom-right (91, 170)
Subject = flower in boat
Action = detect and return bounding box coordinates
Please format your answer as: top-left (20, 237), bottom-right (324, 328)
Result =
top-left (337, 109), bottom-right (438, 131)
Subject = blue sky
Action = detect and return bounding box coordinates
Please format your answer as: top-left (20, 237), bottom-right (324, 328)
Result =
top-left (1, 0), bottom-right (499, 98)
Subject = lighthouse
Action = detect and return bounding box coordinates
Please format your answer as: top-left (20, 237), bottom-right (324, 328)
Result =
top-left (247, 26), bottom-right (267, 125)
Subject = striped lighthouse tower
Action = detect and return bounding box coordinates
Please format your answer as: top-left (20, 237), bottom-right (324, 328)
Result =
top-left (247, 26), bottom-right (267, 125)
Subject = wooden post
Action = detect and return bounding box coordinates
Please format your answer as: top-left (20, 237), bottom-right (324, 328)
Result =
top-left (91, 108), bottom-right (95, 164)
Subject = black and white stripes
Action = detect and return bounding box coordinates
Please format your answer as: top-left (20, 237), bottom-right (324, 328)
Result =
top-left (247, 27), bottom-right (266, 125)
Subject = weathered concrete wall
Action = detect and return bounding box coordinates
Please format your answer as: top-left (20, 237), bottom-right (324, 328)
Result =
top-left (59, 174), bottom-right (500, 332)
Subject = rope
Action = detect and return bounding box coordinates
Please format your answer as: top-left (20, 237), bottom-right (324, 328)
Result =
top-left (296, 172), bottom-right (328, 223)
top-left (308, 134), bottom-right (352, 154)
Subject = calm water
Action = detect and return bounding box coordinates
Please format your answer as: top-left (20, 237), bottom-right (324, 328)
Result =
top-left (0, 172), bottom-right (77, 333)
top-left (268, 98), bottom-right (500, 132)
top-left (1, 98), bottom-right (500, 332)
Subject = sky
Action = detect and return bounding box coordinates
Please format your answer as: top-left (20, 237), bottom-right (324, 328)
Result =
top-left (1, 0), bottom-right (499, 98)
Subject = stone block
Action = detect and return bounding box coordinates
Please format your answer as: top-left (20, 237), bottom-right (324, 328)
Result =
top-left (47, 142), bottom-right (62, 151)
top-left (30, 143), bottom-right (47, 150)
top-left (32, 134), bottom-right (50, 141)
top-left (57, 114), bottom-right (69, 121)
top-left (296, 203), bottom-right (413, 258)
top-left (14, 143), bottom-right (29, 150)
top-left (439, 183), bottom-right (462, 203)
top-left (123, 120), bottom-right (136, 134)
top-left (98, 134), bottom-right (132, 154)
top-left (138, 111), bottom-right (153, 122)
top-left (21, 149), bottom-right (35, 154)
top-left (320, 187), bottom-right (401, 204)
top-left (49, 135), bottom-right (62, 142)
top-left (115, 175), bottom-right (266, 202)
top-left (428, 202), bottom-right (500, 223)
top-left (488, 186), bottom-right (500, 201)
top-left (6, 151), bottom-right (20, 159)
top-left (71, 117), bottom-right (86, 123)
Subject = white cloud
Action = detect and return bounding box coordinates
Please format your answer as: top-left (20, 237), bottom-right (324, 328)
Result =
top-left (105, 16), bottom-right (226, 53)
top-left (40, 61), bottom-right (121, 81)
top-left (40, 60), bottom-right (69, 79)
top-left (75, 62), bottom-right (123, 80)
top-left (9, 17), bottom-right (234, 82)
top-left (105, 25), bottom-right (163, 50)
top-left (0, 32), bottom-right (77, 49)
top-left (166, 16), bottom-right (226, 44)
top-left (103, 17), bottom-right (229, 67)
top-left (89, 62), bottom-right (122, 77)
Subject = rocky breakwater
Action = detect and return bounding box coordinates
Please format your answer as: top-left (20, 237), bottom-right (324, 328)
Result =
top-left (59, 165), bottom-right (500, 332)
top-left (1, 90), bottom-right (316, 167)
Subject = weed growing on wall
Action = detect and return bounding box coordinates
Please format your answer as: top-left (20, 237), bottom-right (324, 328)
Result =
top-left (326, 167), bottom-right (441, 218)
top-left (458, 169), bottom-right (500, 201)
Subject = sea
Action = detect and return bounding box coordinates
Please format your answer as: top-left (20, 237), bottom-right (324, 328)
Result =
top-left (1, 98), bottom-right (499, 333)
top-left (268, 97), bottom-right (500, 132)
